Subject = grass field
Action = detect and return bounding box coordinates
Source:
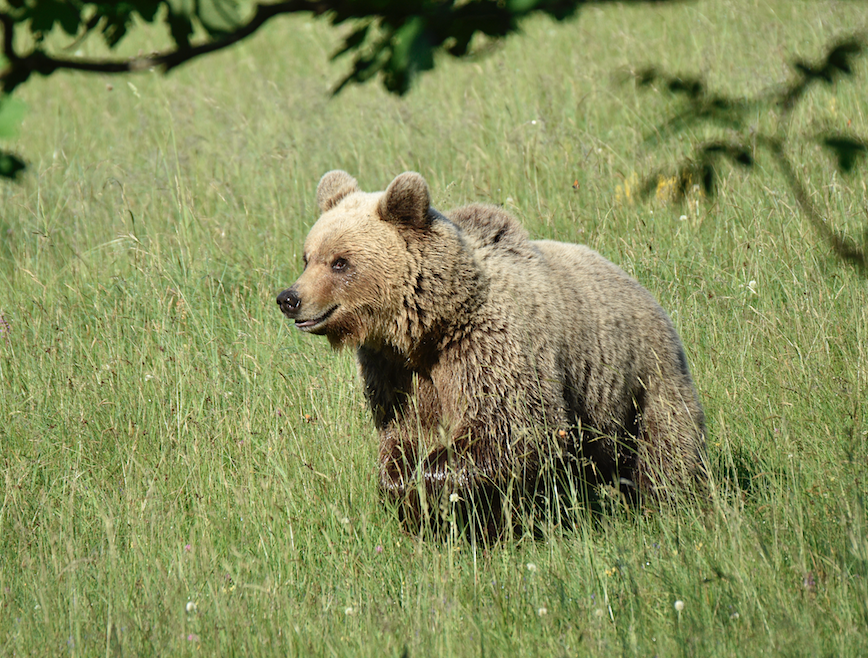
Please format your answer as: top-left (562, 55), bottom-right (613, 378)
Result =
top-left (2, 0), bottom-right (867, 655)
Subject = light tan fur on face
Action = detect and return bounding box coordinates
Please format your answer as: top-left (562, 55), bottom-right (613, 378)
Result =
top-left (292, 191), bottom-right (407, 348)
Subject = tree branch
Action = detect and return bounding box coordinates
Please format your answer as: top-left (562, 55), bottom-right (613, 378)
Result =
top-left (765, 137), bottom-right (867, 273)
top-left (0, 1), bottom-right (333, 94)
top-left (157, 0), bottom-right (332, 73)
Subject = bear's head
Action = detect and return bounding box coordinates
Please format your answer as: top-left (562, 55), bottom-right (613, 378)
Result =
top-left (277, 170), bottom-right (436, 349)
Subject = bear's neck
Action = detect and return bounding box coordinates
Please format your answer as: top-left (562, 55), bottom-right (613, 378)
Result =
top-left (384, 220), bottom-right (487, 370)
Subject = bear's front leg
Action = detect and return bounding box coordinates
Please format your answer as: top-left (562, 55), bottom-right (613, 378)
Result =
top-left (379, 425), bottom-right (524, 535)
top-left (377, 427), bottom-right (416, 498)
top-left (379, 431), bottom-right (484, 497)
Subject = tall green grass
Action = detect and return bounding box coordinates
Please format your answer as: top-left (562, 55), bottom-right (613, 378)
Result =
top-left (1, 0), bottom-right (867, 655)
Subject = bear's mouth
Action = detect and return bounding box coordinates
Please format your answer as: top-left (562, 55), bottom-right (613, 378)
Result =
top-left (295, 305), bottom-right (339, 332)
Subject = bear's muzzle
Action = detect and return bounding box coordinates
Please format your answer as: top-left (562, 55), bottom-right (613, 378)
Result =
top-left (276, 287), bottom-right (301, 318)
top-left (277, 287), bottom-right (339, 333)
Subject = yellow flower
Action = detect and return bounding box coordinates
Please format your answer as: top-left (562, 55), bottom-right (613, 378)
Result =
top-left (615, 173), bottom-right (639, 205)
top-left (655, 175), bottom-right (678, 203)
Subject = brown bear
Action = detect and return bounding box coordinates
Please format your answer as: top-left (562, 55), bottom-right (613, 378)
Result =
top-left (277, 170), bottom-right (707, 532)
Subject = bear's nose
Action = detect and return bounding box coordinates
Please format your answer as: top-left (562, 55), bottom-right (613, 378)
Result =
top-left (277, 288), bottom-right (301, 314)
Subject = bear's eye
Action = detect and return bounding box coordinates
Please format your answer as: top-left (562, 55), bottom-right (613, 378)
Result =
top-left (332, 257), bottom-right (348, 272)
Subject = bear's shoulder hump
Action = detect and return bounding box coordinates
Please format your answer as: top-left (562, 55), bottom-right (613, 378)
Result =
top-left (446, 204), bottom-right (530, 249)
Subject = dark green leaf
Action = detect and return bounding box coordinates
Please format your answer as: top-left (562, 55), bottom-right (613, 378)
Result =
top-left (667, 77), bottom-right (703, 99)
top-left (635, 68), bottom-right (657, 86)
top-left (198, 0), bottom-right (242, 36)
top-left (133, 1), bottom-right (162, 23)
top-left (332, 23), bottom-right (371, 61)
top-left (0, 151), bottom-right (26, 180)
top-left (446, 31), bottom-right (472, 57)
top-left (382, 17), bottom-right (435, 95)
top-left (703, 143), bottom-right (727, 155)
top-left (701, 162), bottom-right (715, 196)
top-left (733, 149), bottom-right (753, 166)
top-left (703, 142), bottom-right (753, 167)
top-left (56, 1), bottom-right (84, 35)
top-left (792, 38), bottom-right (864, 86)
top-left (794, 60), bottom-right (833, 84)
top-left (26, 0), bottom-right (84, 36)
top-left (507, 0), bottom-right (539, 11)
top-left (540, 0), bottom-right (580, 21)
top-left (821, 134), bottom-right (868, 173)
top-left (28, 0), bottom-right (59, 33)
top-left (166, 12), bottom-right (194, 49)
top-left (102, 14), bottom-right (132, 48)
top-left (825, 39), bottom-right (862, 76)
top-left (333, 47), bottom-right (387, 94)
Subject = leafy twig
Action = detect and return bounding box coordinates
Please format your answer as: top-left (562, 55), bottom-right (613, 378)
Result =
top-left (630, 34), bottom-right (868, 274)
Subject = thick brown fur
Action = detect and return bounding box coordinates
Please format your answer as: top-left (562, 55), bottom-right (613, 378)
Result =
top-left (277, 171), bottom-right (707, 533)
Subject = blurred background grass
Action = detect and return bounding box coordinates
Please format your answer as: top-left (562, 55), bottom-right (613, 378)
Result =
top-left (1, 0), bottom-right (867, 655)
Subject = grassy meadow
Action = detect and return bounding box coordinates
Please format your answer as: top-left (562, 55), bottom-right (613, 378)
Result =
top-left (2, 0), bottom-right (868, 654)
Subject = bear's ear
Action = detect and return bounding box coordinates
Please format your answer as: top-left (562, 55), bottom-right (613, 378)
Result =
top-left (378, 172), bottom-right (431, 230)
top-left (317, 170), bottom-right (361, 213)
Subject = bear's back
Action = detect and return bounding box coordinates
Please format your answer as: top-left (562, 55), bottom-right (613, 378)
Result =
top-left (443, 205), bottom-right (686, 379)
top-left (533, 239), bottom-right (671, 322)
top-left (534, 238), bottom-right (692, 382)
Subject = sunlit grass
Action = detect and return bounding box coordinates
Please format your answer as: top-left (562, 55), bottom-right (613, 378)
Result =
top-left (1, 0), bottom-right (867, 655)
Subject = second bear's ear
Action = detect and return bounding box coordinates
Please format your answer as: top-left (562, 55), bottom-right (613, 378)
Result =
top-left (317, 170), bottom-right (361, 213)
top-left (378, 172), bottom-right (431, 230)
